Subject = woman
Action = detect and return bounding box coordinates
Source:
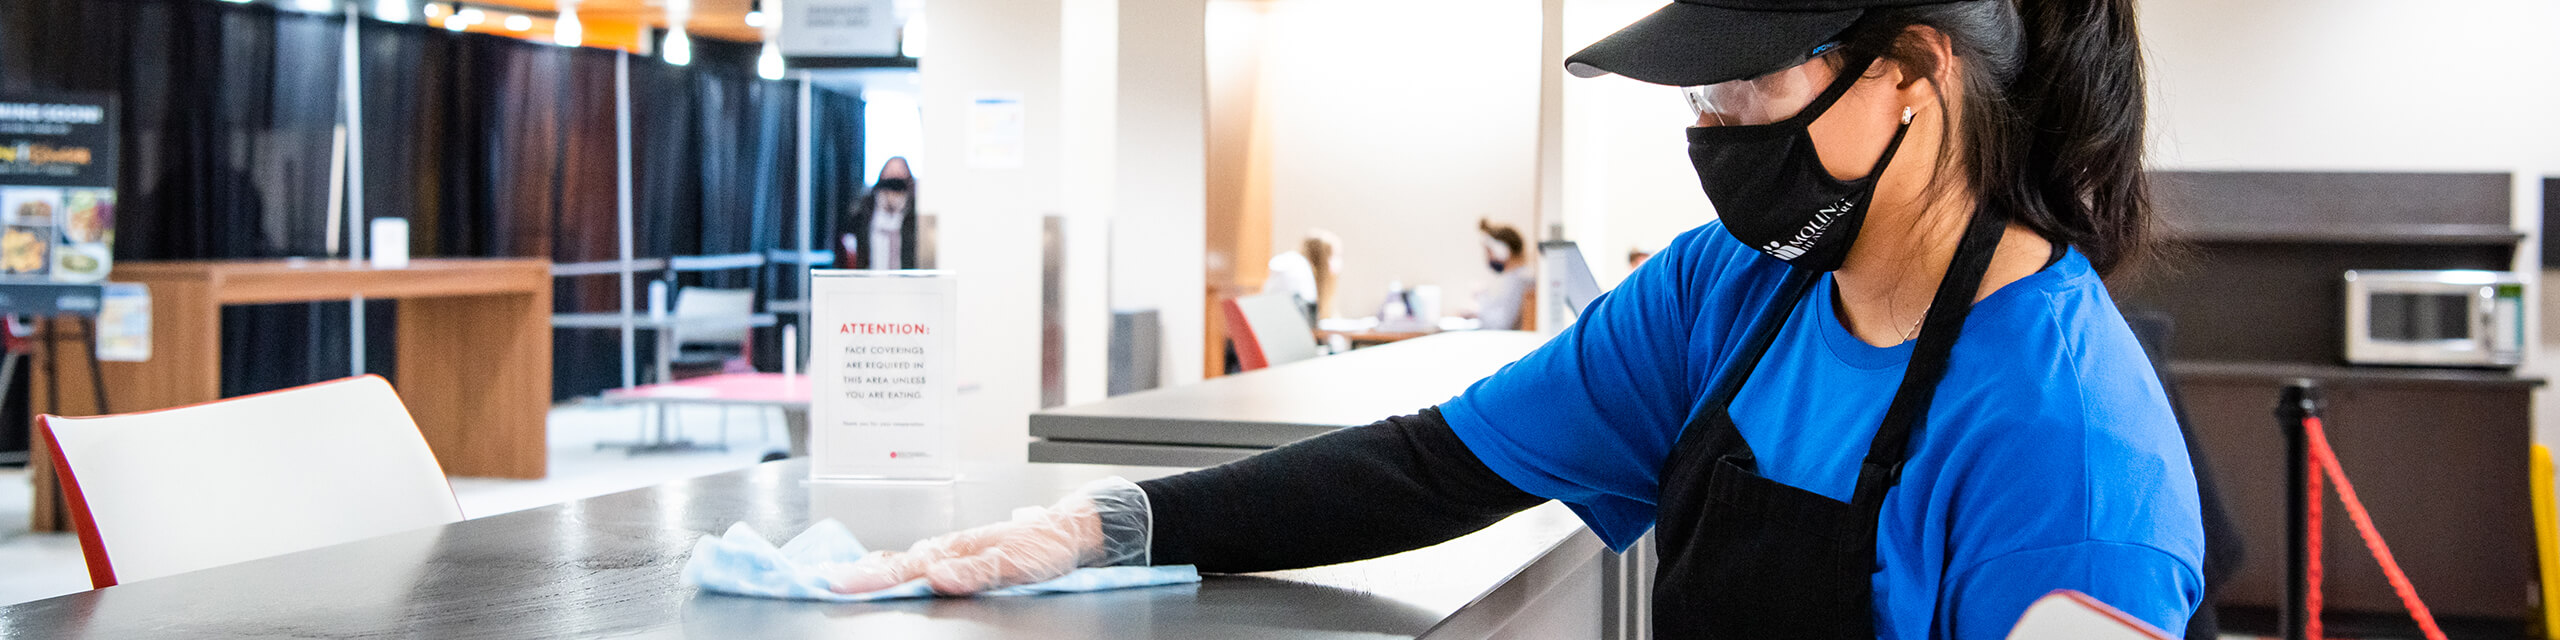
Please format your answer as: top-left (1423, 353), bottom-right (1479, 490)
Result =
top-left (833, 157), bottom-right (917, 270)
top-left (1263, 229), bottom-right (1343, 321)
top-left (1473, 219), bottom-right (1536, 330)
top-left (828, 0), bottom-right (2202, 637)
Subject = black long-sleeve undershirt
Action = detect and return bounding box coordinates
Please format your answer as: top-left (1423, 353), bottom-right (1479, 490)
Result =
top-left (1137, 406), bottom-right (1548, 572)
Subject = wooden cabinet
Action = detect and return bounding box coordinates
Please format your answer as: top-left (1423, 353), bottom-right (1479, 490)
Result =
top-left (2172, 363), bottom-right (2537, 622)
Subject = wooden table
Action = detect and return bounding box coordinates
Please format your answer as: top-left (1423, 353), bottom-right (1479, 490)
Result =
top-left (1315, 327), bottom-right (1439, 347)
top-left (0, 459), bottom-right (1610, 639)
top-left (28, 259), bottom-right (551, 531)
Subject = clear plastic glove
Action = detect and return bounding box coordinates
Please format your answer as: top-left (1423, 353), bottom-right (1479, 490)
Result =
top-left (820, 477), bottom-right (1152, 596)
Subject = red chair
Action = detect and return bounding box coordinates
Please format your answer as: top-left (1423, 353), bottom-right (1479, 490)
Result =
top-left (40, 375), bottom-right (463, 588)
top-left (1223, 292), bottom-right (1321, 372)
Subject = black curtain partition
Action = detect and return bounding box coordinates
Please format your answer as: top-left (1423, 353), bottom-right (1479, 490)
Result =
top-left (0, 0), bottom-right (831, 412)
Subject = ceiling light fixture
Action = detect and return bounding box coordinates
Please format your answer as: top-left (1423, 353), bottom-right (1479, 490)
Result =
top-left (757, 42), bottom-right (784, 80)
top-left (745, 10), bottom-right (766, 28)
top-left (664, 26), bottom-right (693, 66)
top-left (505, 14), bottom-right (532, 31)
top-left (554, 1), bottom-right (582, 46)
top-left (663, 0), bottom-right (694, 66)
top-left (375, 0), bottom-right (411, 22)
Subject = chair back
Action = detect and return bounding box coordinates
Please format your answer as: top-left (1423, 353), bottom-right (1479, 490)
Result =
top-left (39, 376), bottom-right (463, 588)
top-left (1224, 292), bottom-right (1320, 371)
top-left (2121, 307), bottom-right (2242, 640)
top-left (671, 287), bottom-right (757, 348)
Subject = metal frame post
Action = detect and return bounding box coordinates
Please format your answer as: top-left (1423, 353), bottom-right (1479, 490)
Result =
top-left (2277, 379), bottom-right (2321, 640)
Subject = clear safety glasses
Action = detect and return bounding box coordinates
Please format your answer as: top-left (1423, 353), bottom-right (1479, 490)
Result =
top-left (1683, 46), bottom-right (1850, 128)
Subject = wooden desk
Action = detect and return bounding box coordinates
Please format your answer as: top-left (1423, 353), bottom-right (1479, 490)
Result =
top-left (1316, 328), bottom-right (1438, 347)
top-left (28, 259), bottom-right (551, 530)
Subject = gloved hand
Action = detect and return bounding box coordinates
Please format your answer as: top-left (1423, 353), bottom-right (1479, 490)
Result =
top-left (820, 477), bottom-right (1153, 596)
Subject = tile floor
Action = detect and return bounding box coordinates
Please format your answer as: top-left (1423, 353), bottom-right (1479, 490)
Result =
top-left (0, 402), bottom-right (788, 607)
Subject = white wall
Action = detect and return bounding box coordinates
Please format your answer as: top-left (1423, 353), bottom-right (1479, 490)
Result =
top-left (932, 0), bottom-right (1207, 440)
top-left (922, 0), bottom-right (1064, 460)
top-left (1557, 0), bottom-right (1713, 290)
top-left (1248, 0), bottom-right (1545, 317)
top-left (2140, 0), bottom-right (2560, 172)
top-left (1110, 0), bottom-right (1209, 385)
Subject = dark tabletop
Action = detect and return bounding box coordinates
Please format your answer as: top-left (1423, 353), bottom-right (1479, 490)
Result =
top-left (0, 459), bottom-right (1593, 639)
top-left (1030, 331), bottom-right (1549, 448)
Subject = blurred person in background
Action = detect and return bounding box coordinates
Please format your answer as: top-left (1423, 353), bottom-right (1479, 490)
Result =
top-left (1263, 230), bottom-right (1342, 323)
top-left (834, 156), bottom-right (918, 270)
top-left (1472, 219), bottom-right (1534, 330)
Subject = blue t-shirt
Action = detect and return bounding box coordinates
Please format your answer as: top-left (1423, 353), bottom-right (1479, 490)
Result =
top-left (1439, 222), bottom-right (2205, 639)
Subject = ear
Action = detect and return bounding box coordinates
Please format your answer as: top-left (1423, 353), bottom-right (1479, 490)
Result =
top-left (1890, 25), bottom-right (1958, 109)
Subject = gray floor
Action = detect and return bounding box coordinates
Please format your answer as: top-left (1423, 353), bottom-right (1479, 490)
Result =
top-left (0, 402), bottom-right (785, 607)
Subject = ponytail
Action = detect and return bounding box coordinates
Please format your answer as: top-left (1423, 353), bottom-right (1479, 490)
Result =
top-left (1848, 0), bottom-right (2156, 277)
top-left (2008, 0), bottom-right (2152, 276)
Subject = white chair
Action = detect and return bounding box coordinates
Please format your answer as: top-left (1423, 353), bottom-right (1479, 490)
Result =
top-left (38, 375), bottom-right (463, 588)
top-left (665, 287), bottom-right (758, 446)
top-left (668, 287), bottom-right (758, 374)
top-left (1224, 292), bottom-right (1322, 371)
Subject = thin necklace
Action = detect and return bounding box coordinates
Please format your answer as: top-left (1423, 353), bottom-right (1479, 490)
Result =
top-left (1897, 306), bottom-right (1930, 342)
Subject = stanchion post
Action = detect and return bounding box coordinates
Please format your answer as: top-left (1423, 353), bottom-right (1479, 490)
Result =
top-left (2276, 378), bottom-right (2322, 640)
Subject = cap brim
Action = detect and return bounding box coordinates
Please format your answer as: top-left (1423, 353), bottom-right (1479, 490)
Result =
top-left (1564, 3), bottom-right (1862, 87)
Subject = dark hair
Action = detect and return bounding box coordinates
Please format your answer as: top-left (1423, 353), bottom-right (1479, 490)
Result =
top-left (1838, 0), bottom-right (2154, 277)
top-left (1479, 218), bottom-right (1526, 261)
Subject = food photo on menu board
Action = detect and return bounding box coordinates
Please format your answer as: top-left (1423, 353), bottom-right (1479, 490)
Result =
top-left (1, 186), bottom-right (59, 277)
top-left (55, 188), bottom-right (111, 281)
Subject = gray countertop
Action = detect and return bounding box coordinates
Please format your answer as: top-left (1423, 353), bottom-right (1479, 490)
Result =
top-left (1031, 331), bottom-right (1549, 449)
top-left (0, 459), bottom-right (1600, 639)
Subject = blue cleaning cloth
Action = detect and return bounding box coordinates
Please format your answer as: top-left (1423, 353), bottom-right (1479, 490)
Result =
top-left (681, 519), bottom-right (1201, 602)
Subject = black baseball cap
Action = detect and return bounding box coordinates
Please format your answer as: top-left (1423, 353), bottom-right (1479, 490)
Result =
top-left (1564, 0), bottom-right (1956, 87)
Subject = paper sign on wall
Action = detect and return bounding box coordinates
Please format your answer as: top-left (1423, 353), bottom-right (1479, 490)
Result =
top-left (966, 94), bottom-right (1024, 169)
top-left (809, 270), bottom-right (957, 479)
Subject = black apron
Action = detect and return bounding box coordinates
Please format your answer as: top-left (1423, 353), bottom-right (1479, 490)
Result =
top-left (1650, 208), bottom-right (2010, 639)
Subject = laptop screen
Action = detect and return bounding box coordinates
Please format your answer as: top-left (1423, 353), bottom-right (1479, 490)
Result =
top-left (1539, 241), bottom-right (1604, 320)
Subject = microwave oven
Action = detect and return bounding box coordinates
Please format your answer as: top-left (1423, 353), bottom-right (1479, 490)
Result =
top-left (2342, 270), bottom-right (2524, 368)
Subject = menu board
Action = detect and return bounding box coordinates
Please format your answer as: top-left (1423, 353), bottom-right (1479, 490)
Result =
top-left (0, 93), bottom-right (117, 284)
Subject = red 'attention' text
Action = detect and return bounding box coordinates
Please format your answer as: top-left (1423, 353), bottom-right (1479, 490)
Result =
top-left (840, 323), bottom-right (932, 335)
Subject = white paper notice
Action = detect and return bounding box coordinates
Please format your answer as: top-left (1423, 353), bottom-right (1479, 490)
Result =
top-left (809, 270), bottom-right (957, 479)
top-left (966, 94), bottom-right (1024, 169)
top-left (94, 282), bottom-right (148, 362)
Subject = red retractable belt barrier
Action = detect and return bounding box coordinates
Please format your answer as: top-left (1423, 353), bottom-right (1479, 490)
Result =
top-left (2297, 414), bottom-right (2448, 640)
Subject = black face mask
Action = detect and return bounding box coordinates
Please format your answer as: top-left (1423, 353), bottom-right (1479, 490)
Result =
top-left (1687, 54), bottom-right (1912, 272)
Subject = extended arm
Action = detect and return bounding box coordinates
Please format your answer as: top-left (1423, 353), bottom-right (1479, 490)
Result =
top-left (1142, 406), bottom-right (1548, 572)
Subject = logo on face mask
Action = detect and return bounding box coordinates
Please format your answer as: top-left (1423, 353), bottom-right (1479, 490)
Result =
top-left (1759, 198), bottom-right (1854, 261)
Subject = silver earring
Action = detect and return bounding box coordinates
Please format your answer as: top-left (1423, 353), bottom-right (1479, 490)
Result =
top-left (1901, 106), bottom-right (1916, 124)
